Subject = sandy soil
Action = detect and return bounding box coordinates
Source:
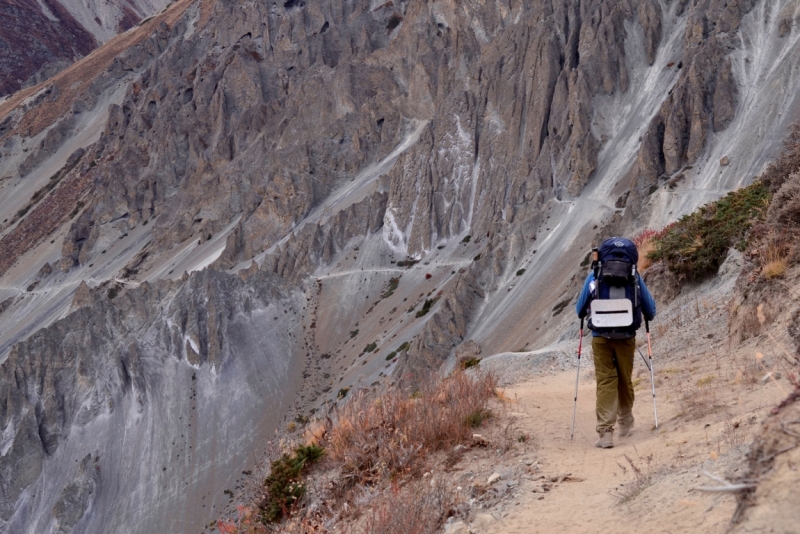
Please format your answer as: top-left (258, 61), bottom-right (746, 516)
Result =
top-left (487, 364), bottom-right (786, 534)
top-left (449, 253), bottom-right (797, 534)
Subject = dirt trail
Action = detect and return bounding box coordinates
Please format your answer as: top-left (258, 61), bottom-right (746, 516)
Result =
top-left (491, 362), bottom-right (788, 534)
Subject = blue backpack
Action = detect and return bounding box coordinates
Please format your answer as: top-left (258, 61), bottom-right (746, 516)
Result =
top-left (588, 237), bottom-right (642, 338)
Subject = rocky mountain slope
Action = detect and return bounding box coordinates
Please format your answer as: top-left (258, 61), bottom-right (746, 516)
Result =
top-left (0, 0), bottom-right (799, 532)
top-left (0, 0), bottom-right (170, 97)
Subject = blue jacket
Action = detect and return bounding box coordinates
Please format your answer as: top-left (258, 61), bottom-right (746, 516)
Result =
top-left (574, 272), bottom-right (656, 336)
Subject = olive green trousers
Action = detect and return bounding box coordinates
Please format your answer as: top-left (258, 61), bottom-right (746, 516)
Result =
top-left (592, 336), bottom-right (635, 434)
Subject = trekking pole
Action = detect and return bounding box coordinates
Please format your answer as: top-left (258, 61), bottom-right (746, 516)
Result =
top-left (645, 319), bottom-right (658, 429)
top-left (636, 347), bottom-right (651, 371)
top-left (570, 318), bottom-right (584, 441)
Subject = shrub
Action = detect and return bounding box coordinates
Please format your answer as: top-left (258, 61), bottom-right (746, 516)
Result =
top-left (461, 357), bottom-right (481, 369)
top-left (260, 444), bottom-right (324, 523)
top-left (647, 182), bottom-right (771, 280)
top-left (382, 277), bottom-right (400, 298)
top-left (515, 268), bottom-right (525, 276)
top-left (465, 409), bottom-right (491, 427)
top-left (385, 351), bottom-right (397, 361)
top-left (360, 479), bottom-right (456, 534)
top-left (217, 505), bottom-right (266, 534)
top-left (69, 200), bottom-right (85, 219)
top-left (633, 227), bottom-right (673, 272)
top-left (763, 258), bottom-right (787, 279)
top-left (349, 329), bottom-right (359, 338)
top-left (415, 298), bottom-right (438, 318)
top-left (325, 370), bottom-right (496, 488)
top-left (362, 341), bottom-right (377, 354)
top-left (551, 298), bottom-right (570, 316)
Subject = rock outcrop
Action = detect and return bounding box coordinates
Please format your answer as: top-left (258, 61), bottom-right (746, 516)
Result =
top-left (0, 268), bottom-right (304, 532)
top-left (0, 0), bottom-right (171, 98)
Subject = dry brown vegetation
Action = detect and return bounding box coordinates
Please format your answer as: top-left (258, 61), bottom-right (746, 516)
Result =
top-left (218, 370), bottom-right (499, 533)
top-left (0, 0), bottom-right (197, 140)
top-left (326, 370), bottom-right (496, 490)
top-left (354, 479), bottom-right (457, 534)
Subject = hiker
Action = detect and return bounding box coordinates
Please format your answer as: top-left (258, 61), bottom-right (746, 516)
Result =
top-left (575, 237), bottom-right (656, 449)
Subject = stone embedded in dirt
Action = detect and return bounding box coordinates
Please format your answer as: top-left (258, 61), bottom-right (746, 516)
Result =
top-left (470, 485), bottom-right (487, 497)
top-left (444, 520), bottom-right (468, 534)
top-left (472, 513), bottom-right (496, 529)
top-left (720, 156), bottom-right (731, 166)
top-left (487, 472), bottom-right (502, 485)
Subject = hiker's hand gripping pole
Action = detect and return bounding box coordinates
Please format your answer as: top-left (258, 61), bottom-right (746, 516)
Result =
top-left (645, 319), bottom-right (659, 429)
top-left (570, 318), bottom-right (584, 441)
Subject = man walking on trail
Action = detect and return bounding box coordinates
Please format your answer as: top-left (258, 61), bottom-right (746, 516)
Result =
top-left (575, 237), bottom-right (656, 449)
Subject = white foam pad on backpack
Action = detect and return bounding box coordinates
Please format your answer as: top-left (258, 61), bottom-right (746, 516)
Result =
top-left (591, 299), bottom-right (633, 328)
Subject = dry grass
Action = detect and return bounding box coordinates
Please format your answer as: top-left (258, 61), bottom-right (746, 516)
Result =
top-left (611, 451), bottom-right (657, 504)
top-left (634, 230), bottom-right (658, 272)
top-left (763, 259), bottom-right (787, 279)
top-left (677, 386), bottom-right (723, 421)
top-left (326, 370), bottom-right (496, 489)
top-left (747, 228), bottom-right (793, 280)
top-left (696, 374), bottom-right (716, 387)
top-left (217, 506), bottom-right (267, 534)
top-left (634, 226), bottom-right (674, 272)
top-left (218, 370), bottom-right (499, 532)
top-left (352, 479), bottom-right (457, 534)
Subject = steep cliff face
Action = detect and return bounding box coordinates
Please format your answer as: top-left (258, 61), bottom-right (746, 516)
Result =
top-left (0, 0), bottom-right (799, 531)
top-left (0, 268), bottom-right (305, 532)
top-left (0, 0), bottom-right (170, 97)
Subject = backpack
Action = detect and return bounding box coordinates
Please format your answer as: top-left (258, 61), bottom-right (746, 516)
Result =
top-left (588, 237), bottom-right (642, 339)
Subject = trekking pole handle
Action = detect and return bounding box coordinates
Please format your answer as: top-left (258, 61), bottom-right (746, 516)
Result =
top-left (645, 318), bottom-right (650, 334)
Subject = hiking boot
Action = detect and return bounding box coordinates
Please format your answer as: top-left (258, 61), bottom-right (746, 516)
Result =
top-left (594, 431), bottom-right (613, 449)
top-left (618, 420), bottom-right (634, 438)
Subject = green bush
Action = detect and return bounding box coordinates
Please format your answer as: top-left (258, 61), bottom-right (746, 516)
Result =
top-left (648, 182), bottom-right (771, 280)
top-left (261, 444), bottom-right (324, 523)
top-left (465, 409), bottom-right (491, 427)
top-left (461, 357), bottom-right (481, 369)
top-left (551, 298), bottom-right (571, 316)
top-left (415, 297), bottom-right (439, 318)
top-left (382, 277), bottom-right (400, 298)
top-left (362, 341), bottom-right (377, 354)
top-left (385, 351), bottom-right (397, 361)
